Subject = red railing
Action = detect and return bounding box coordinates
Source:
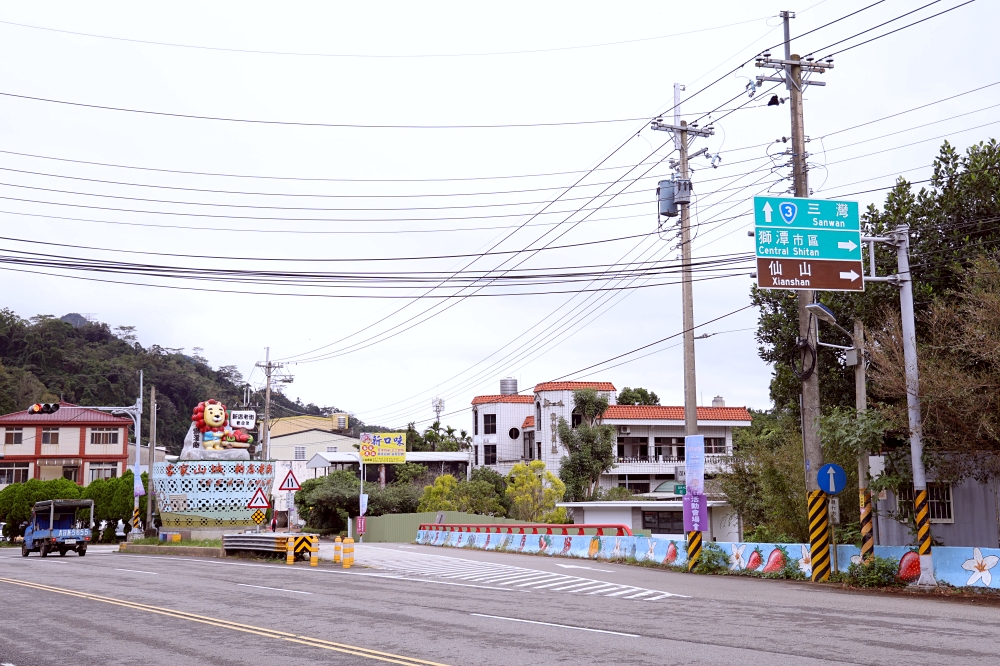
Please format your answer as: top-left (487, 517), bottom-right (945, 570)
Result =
top-left (418, 523), bottom-right (633, 536)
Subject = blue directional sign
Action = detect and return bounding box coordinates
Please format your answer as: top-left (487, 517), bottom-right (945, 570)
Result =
top-left (754, 196), bottom-right (865, 293)
top-left (817, 463), bottom-right (848, 495)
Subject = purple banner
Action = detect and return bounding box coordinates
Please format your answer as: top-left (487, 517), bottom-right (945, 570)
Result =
top-left (683, 493), bottom-right (707, 532)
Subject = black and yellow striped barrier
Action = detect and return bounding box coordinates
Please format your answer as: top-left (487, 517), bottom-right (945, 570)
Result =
top-left (807, 490), bottom-right (830, 581)
top-left (859, 488), bottom-right (874, 562)
top-left (914, 488), bottom-right (931, 556)
top-left (132, 508), bottom-right (141, 531)
top-left (686, 530), bottom-right (701, 572)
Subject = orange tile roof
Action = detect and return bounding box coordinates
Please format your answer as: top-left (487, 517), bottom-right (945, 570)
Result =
top-left (471, 394), bottom-right (535, 405)
top-left (0, 402), bottom-right (132, 425)
top-left (522, 415), bottom-right (535, 429)
top-left (602, 405), bottom-right (752, 421)
top-left (534, 381), bottom-right (616, 392)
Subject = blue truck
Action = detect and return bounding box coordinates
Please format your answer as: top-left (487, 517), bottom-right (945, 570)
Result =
top-left (22, 499), bottom-right (95, 557)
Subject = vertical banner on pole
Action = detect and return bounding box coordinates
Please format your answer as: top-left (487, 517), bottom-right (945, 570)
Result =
top-left (684, 435), bottom-right (705, 570)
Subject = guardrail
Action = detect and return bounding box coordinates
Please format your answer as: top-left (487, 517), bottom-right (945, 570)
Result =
top-left (222, 533), bottom-right (318, 561)
top-left (418, 523), bottom-right (633, 536)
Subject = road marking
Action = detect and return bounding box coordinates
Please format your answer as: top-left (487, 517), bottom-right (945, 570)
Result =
top-left (554, 563), bottom-right (614, 572)
top-left (115, 568), bottom-right (158, 575)
top-left (237, 583), bottom-right (311, 595)
top-left (470, 613), bottom-right (640, 637)
top-left (0, 577), bottom-right (447, 665)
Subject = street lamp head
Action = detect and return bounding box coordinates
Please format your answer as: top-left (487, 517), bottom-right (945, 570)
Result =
top-left (806, 302), bottom-right (838, 325)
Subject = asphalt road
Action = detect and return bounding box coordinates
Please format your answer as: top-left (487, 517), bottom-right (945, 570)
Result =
top-left (0, 542), bottom-right (996, 665)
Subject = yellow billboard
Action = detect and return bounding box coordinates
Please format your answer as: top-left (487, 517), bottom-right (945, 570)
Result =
top-left (359, 432), bottom-right (406, 464)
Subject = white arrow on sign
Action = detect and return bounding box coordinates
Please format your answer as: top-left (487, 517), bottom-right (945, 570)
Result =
top-left (839, 270), bottom-right (860, 281)
top-left (837, 240), bottom-right (858, 251)
top-left (828, 467), bottom-right (838, 492)
top-left (762, 201), bottom-right (773, 223)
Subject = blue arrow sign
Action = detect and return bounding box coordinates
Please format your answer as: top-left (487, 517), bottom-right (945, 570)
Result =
top-left (817, 463), bottom-right (847, 495)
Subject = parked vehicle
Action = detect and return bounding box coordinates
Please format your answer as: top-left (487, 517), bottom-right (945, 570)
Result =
top-left (22, 499), bottom-right (95, 557)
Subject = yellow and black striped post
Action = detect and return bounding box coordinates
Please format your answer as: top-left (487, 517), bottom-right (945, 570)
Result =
top-left (807, 490), bottom-right (831, 581)
top-left (334, 536), bottom-right (342, 564)
top-left (686, 531), bottom-right (702, 572)
top-left (286, 536), bottom-right (295, 565)
top-left (309, 535), bottom-right (319, 567)
top-left (132, 507), bottom-right (141, 532)
top-left (914, 488), bottom-right (932, 557)
top-left (859, 488), bottom-right (874, 562)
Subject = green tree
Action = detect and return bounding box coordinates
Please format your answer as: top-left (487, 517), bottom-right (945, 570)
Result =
top-left (558, 389), bottom-right (616, 500)
top-left (505, 460), bottom-right (565, 522)
top-left (294, 470), bottom-right (360, 533)
top-left (454, 480), bottom-right (506, 516)
top-left (470, 466), bottom-right (510, 515)
top-left (417, 474), bottom-right (458, 512)
top-left (617, 387), bottom-right (660, 406)
top-left (392, 462), bottom-right (429, 486)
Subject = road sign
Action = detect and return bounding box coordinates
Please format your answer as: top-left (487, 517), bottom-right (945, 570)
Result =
top-left (818, 463), bottom-right (847, 495)
top-left (247, 487), bottom-right (270, 509)
top-left (674, 484), bottom-right (687, 496)
top-left (356, 516), bottom-right (366, 534)
top-left (828, 497), bottom-right (841, 525)
top-left (754, 196), bottom-right (864, 292)
top-left (251, 509), bottom-right (266, 525)
top-left (675, 468), bottom-right (685, 483)
top-left (229, 410), bottom-right (257, 429)
top-left (278, 470), bottom-right (301, 492)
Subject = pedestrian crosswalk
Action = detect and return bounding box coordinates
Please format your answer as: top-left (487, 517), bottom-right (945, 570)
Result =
top-left (351, 546), bottom-right (687, 601)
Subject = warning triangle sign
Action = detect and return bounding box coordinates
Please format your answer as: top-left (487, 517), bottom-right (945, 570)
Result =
top-left (278, 470), bottom-right (301, 491)
top-left (247, 487), bottom-right (270, 509)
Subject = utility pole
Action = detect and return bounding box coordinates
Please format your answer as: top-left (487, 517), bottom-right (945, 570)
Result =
top-left (853, 321), bottom-right (875, 561)
top-left (255, 347), bottom-right (286, 461)
top-left (756, 10), bottom-right (835, 582)
top-left (147, 384), bottom-right (157, 534)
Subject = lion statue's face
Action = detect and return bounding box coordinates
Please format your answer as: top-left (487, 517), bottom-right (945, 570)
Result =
top-left (204, 402), bottom-right (227, 428)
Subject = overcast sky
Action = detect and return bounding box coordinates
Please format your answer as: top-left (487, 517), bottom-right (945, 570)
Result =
top-left (0, 0), bottom-right (996, 432)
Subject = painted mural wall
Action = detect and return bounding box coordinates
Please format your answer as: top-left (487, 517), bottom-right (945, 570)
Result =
top-left (415, 530), bottom-right (1000, 589)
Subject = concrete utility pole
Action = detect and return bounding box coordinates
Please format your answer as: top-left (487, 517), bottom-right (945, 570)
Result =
top-left (651, 84), bottom-right (714, 437)
top-left (255, 348), bottom-right (286, 461)
top-left (853, 321), bottom-right (875, 560)
top-left (756, 10), bottom-right (835, 581)
top-left (147, 384), bottom-right (156, 534)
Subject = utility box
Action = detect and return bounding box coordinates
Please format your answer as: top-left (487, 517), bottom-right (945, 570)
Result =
top-left (674, 177), bottom-right (693, 204)
top-left (657, 179), bottom-right (677, 217)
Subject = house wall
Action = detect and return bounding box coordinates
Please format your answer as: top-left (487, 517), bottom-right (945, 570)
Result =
top-left (38, 427), bottom-right (81, 456)
top-left (1, 426), bottom-right (35, 456)
top-left (472, 401), bottom-right (533, 472)
top-left (270, 431), bottom-right (359, 461)
top-left (83, 427), bottom-right (127, 456)
top-left (876, 478), bottom-right (1000, 548)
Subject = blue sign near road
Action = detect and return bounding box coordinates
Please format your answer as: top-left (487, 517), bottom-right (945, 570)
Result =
top-left (818, 463), bottom-right (848, 495)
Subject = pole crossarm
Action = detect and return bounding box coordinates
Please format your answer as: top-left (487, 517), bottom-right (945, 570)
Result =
top-left (649, 120), bottom-right (715, 138)
top-left (755, 57), bottom-right (833, 72)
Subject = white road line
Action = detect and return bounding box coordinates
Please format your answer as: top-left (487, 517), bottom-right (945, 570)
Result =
top-left (513, 576), bottom-right (568, 587)
top-left (548, 581), bottom-right (602, 592)
top-left (470, 613), bottom-right (640, 637)
top-left (622, 590), bottom-right (655, 599)
top-left (530, 578), bottom-right (582, 589)
top-left (114, 568), bottom-right (158, 575)
top-left (603, 588), bottom-right (642, 597)
top-left (571, 583), bottom-right (622, 594)
top-left (237, 583), bottom-right (311, 595)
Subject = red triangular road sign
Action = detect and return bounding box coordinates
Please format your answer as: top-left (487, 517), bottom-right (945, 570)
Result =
top-left (247, 487), bottom-right (270, 509)
top-left (278, 470), bottom-right (301, 491)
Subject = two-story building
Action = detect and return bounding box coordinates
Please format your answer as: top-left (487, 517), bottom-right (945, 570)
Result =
top-left (470, 380), bottom-right (751, 494)
top-left (0, 402), bottom-right (131, 488)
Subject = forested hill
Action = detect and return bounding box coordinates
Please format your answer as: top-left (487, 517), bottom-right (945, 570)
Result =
top-left (0, 309), bottom-right (362, 454)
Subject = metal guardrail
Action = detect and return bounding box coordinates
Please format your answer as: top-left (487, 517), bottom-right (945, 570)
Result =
top-left (418, 523), bottom-right (633, 536)
top-left (222, 533), bottom-right (318, 560)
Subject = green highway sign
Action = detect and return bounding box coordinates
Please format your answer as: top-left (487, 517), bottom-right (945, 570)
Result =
top-left (754, 196), bottom-right (865, 292)
top-left (674, 484), bottom-right (686, 495)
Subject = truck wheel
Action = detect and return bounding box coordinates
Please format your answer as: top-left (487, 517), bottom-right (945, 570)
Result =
top-left (78, 547), bottom-right (87, 557)
top-left (58, 547), bottom-right (68, 556)
top-left (40, 544), bottom-right (49, 557)
top-left (21, 543), bottom-right (29, 557)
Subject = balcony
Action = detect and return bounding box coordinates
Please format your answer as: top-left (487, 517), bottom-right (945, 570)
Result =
top-left (610, 454), bottom-right (728, 475)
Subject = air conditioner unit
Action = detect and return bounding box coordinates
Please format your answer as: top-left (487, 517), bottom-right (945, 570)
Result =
top-left (618, 426), bottom-right (631, 436)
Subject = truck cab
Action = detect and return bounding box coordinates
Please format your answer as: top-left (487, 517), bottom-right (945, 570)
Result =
top-left (22, 499), bottom-right (95, 557)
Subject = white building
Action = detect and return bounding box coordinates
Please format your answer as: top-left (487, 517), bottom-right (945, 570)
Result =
top-left (470, 379), bottom-right (752, 495)
top-left (266, 415), bottom-right (360, 463)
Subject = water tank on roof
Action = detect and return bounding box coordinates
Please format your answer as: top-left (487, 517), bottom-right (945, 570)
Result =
top-left (500, 377), bottom-right (518, 395)
top-left (712, 396), bottom-right (725, 407)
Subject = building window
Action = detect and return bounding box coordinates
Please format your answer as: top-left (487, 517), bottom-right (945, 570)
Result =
top-left (337, 416), bottom-right (346, 429)
top-left (62, 466), bottom-right (79, 483)
top-left (474, 446), bottom-right (479, 465)
top-left (0, 462), bottom-right (29, 484)
top-left (483, 445), bottom-right (497, 465)
top-left (536, 402), bottom-right (541, 427)
top-left (326, 446), bottom-right (338, 453)
top-left (896, 483), bottom-right (954, 523)
top-left (4, 428), bottom-right (22, 445)
top-left (42, 428), bottom-right (60, 445)
top-left (473, 408), bottom-right (478, 435)
top-left (89, 463), bottom-right (118, 482)
top-left (294, 446), bottom-right (307, 460)
top-left (642, 510), bottom-right (684, 534)
top-left (483, 414), bottom-right (497, 435)
top-left (90, 428), bottom-right (119, 445)
top-left (571, 412), bottom-right (582, 428)
top-left (523, 430), bottom-right (535, 460)
top-left (705, 437), bottom-right (727, 454)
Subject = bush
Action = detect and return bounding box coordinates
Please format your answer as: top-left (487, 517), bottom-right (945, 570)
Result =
top-left (743, 524), bottom-right (797, 544)
top-left (845, 556), bottom-right (903, 588)
top-left (696, 541), bottom-right (730, 574)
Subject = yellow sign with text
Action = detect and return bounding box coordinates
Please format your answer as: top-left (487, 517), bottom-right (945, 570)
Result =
top-left (359, 432), bottom-right (406, 464)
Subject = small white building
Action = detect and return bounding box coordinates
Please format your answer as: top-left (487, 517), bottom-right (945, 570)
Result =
top-left (558, 500), bottom-right (741, 542)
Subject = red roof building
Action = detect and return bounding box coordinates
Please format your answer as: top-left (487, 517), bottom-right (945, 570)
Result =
top-left (534, 381), bottom-right (616, 393)
top-left (471, 395), bottom-right (534, 405)
top-left (0, 402), bottom-right (132, 487)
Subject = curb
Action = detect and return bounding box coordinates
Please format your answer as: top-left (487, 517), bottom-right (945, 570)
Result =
top-left (118, 544), bottom-right (226, 558)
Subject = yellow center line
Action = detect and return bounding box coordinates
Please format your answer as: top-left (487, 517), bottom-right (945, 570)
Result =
top-left (0, 576), bottom-right (449, 666)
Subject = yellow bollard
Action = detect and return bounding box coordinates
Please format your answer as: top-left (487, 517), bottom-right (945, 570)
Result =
top-left (286, 535), bottom-right (295, 565)
top-left (334, 536), bottom-right (342, 564)
top-left (343, 537), bottom-right (354, 569)
top-left (310, 535), bottom-right (318, 567)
